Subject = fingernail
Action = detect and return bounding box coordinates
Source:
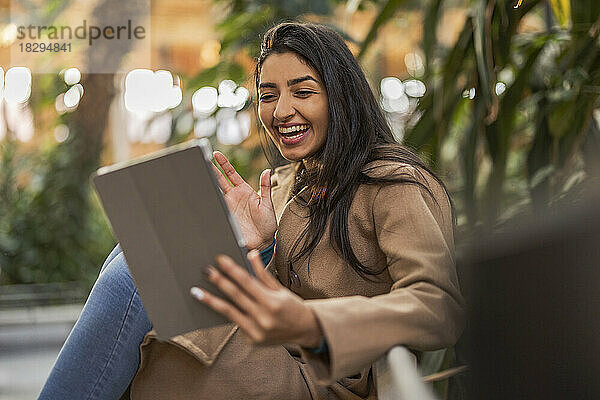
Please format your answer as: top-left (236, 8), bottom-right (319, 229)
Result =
top-left (248, 250), bottom-right (260, 259)
top-left (204, 266), bottom-right (214, 277)
top-left (190, 287), bottom-right (204, 300)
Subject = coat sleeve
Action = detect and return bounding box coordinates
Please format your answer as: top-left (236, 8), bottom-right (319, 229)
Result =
top-left (300, 167), bottom-right (465, 383)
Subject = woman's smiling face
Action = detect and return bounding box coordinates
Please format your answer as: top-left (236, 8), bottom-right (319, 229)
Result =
top-left (258, 52), bottom-right (329, 162)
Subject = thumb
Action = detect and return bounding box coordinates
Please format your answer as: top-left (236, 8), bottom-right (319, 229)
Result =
top-left (259, 169), bottom-right (273, 206)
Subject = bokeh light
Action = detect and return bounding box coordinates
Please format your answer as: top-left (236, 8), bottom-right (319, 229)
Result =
top-left (404, 80), bottom-right (426, 98)
top-left (495, 82), bottom-right (507, 96)
top-left (124, 69), bottom-right (182, 113)
top-left (463, 88), bottom-right (476, 99)
top-left (498, 68), bottom-right (515, 86)
top-left (146, 113), bottom-right (172, 144)
top-left (175, 112), bottom-right (194, 136)
top-left (54, 124), bottom-right (70, 142)
top-left (4, 67), bottom-right (32, 104)
top-left (192, 86), bottom-right (218, 116)
top-left (380, 77), bottom-right (405, 100)
top-left (64, 86), bottom-right (81, 108)
top-left (404, 52), bottom-right (425, 77)
top-left (194, 117), bottom-right (217, 138)
top-left (1, 24), bottom-right (17, 46)
top-left (234, 86), bottom-right (249, 110)
top-left (217, 80), bottom-right (240, 108)
top-left (55, 93), bottom-right (66, 114)
top-left (218, 79), bottom-right (237, 94)
top-left (381, 94), bottom-right (410, 114)
top-left (200, 40), bottom-right (221, 68)
top-left (64, 68), bottom-right (81, 85)
top-left (5, 102), bottom-right (34, 142)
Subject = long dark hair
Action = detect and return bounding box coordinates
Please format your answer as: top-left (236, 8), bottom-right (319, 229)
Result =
top-left (254, 22), bottom-right (453, 278)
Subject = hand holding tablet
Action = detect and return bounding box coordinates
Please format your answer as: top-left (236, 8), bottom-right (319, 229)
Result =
top-left (92, 139), bottom-right (276, 340)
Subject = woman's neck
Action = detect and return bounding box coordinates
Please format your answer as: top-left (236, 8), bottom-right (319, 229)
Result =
top-left (301, 158), bottom-right (319, 172)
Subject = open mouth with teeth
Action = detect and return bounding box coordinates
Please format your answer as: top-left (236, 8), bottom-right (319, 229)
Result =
top-left (277, 124), bottom-right (311, 145)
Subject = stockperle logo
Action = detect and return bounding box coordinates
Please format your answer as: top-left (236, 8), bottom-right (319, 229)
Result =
top-left (10, 0), bottom-right (150, 74)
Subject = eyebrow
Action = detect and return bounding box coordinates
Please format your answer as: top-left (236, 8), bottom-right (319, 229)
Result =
top-left (259, 75), bottom-right (319, 90)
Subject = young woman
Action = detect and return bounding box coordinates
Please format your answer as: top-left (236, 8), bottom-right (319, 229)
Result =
top-left (39, 22), bottom-right (463, 400)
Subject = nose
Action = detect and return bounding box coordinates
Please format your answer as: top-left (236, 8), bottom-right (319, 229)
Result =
top-left (273, 94), bottom-right (295, 122)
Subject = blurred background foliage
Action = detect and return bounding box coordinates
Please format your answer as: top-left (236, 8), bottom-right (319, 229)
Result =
top-left (398, 0), bottom-right (600, 234)
top-left (0, 75), bottom-right (116, 287)
top-left (1, 0), bottom-right (599, 295)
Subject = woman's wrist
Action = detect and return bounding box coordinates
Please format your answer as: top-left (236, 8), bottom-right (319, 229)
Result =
top-left (258, 239), bottom-right (275, 266)
top-left (256, 235), bottom-right (276, 252)
top-left (304, 337), bottom-right (329, 355)
top-left (297, 307), bottom-right (324, 349)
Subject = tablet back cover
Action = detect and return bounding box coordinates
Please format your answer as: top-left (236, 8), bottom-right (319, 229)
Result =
top-left (92, 140), bottom-right (249, 340)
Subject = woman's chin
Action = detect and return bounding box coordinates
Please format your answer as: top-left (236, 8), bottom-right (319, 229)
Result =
top-left (275, 144), bottom-right (310, 162)
top-left (279, 151), bottom-right (306, 162)
top-left (277, 144), bottom-right (323, 163)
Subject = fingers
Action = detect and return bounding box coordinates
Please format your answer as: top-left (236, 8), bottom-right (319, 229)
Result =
top-left (204, 266), bottom-right (262, 317)
top-left (190, 286), bottom-right (259, 336)
top-left (248, 250), bottom-right (280, 290)
top-left (258, 169), bottom-right (273, 205)
top-left (213, 151), bottom-right (245, 187)
top-left (214, 255), bottom-right (268, 302)
top-left (211, 162), bottom-right (233, 194)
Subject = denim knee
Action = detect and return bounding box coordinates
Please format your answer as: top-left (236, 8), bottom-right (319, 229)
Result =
top-left (99, 244), bottom-right (123, 275)
top-left (94, 251), bottom-right (136, 302)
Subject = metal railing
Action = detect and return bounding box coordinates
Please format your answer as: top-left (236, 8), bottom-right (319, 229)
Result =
top-left (0, 282), bottom-right (87, 309)
top-left (375, 346), bottom-right (438, 400)
top-left (375, 346), bottom-right (467, 400)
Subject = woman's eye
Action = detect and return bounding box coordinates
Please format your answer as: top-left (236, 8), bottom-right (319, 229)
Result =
top-left (296, 91), bottom-right (313, 96)
top-left (259, 94), bottom-right (276, 102)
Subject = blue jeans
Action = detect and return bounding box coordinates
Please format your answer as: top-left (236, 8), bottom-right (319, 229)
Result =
top-left (38, 245), bottom-right (152, 400)
top-left (38, 242), bottom-right (275, 400)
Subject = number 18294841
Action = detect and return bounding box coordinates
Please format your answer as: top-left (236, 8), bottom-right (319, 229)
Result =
top-left (19, 42), bottom-right (72, 52)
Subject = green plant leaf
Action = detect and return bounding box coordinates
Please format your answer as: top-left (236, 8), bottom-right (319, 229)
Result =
top-left (464, 96), bottom-right (486, 226)
top-left (482, 40), bottom-right (545, 222)
top-left (473, 0), bottom-right (495, 112)
top-left (187, 60), bottom-right (247, 90)
top-left (494, 0), bottom-right (543, 73)
top-left (549, 0), bottom-right (571, 28)
top-left (529, 164), bottom-right (555, 189)
top-left (217, 4), bottom-right (276, 55)
top-left (570, 0), bottom-right (600, 34)
top-left (423, 0), bottom-right (444, 73)
top-left (357, 0), bottom-right (410, 60)
top-left (405, 21), bottom-right (474, 150)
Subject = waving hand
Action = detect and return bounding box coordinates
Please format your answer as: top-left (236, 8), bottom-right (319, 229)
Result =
top-left (212, 151), bottom-right (277, 251)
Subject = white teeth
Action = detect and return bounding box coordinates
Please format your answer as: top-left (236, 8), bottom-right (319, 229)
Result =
top-left (278, 124), bottom-right (310, 134)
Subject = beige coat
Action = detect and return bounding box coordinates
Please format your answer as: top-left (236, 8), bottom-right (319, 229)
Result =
top-left (130, 161), bottom-right (464, 399)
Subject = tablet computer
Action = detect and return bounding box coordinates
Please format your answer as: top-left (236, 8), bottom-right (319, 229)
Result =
top-left (92, 139), bottom-right (251, 340)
